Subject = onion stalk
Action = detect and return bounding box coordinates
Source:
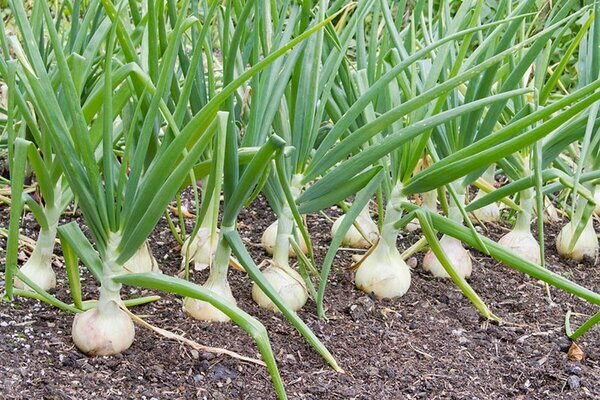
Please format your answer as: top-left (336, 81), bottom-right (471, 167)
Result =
top-left (182, 227), bottom-right (218, 271)
top-left (595, 186), bottom-right (600, 216)
top-left (181, 197), bottom-right (219, 271)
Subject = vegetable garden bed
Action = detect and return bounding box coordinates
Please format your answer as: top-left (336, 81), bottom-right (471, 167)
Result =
top-left (1, 195), bottom-right (598, 399)
top-left (2, 1), bottom-right (600, 399)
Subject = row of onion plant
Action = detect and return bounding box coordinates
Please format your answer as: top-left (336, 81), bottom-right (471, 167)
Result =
top-left (1, 1), bottom-right (600, 399)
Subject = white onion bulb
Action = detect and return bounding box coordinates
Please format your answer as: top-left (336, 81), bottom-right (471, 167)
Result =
top-left (181, 227), bottom-right (217, 271)
top-left (331, 208), bottom-right (379, 249)
top-left (556, 219), bottom-right (599, 261)
top-left (252, 265), bottom-right (308, 312)
top-left (183, 278), bottom-right (236, 322)
top-left (541, 200), bottom-right (560, 224)
top-left (261, 220), bottom-right (308, 256)
top-left (14, 249), bottom-right (56, 292)
top-left (422, 235), bottom-right (472, 278)
top-left (472, 190), bottom-right (500, 223)
top-left (14, 230), bottom-right (56, 292)
top-left (72, 301), bottom-right (135, 356)
top-left (498, 229), bottom-right (541, 265)
top-left (354, 238), bottom-right (411, 299)
top-left (123, 241), bottom-right (161, 274)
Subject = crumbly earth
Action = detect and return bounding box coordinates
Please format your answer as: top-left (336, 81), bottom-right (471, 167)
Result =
top-left (0, 196), bottom-right (599, 400)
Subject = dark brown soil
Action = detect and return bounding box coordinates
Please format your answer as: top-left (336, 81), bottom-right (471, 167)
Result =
top-left (0, 196), bottom-right (599, 400)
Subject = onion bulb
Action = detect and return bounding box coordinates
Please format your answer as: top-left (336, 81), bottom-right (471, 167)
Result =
top-left (261, 220), bottom-right (308, 256)
top-left (541, 200), bottom-right (560, 224)
top-left (471, 190), bottom-right (500, 223)
top-left (354, 238), bottom-right (411, 299)
top-left (14, 229), bottom-right (56, 292)
top-left (181, 227), bottom-right (217, 271)
top-left (183, 277), bottom-right (236, 322)
top-left (471, 165), bottom-right (500, 223)
top-left (498, 229), bottom-right (541, 265)
top-left (422, 235), bottom-right (472, 278)
top-left (72, 300), bottom-right (135, 356)
top-left (595, 187), bottom-right (600, 216)
top-left (14, 245), bottom-right (56, 292)
top-left (331, 207), bottom-right (378, 249)
top-left (252, 265), bottom-right (308, 312)
top-left (556, 219), bottom-right (599, 261)
top-left (123, 241), bottom-right (161, 274)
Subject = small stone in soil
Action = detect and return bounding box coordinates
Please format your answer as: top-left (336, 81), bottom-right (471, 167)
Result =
top-left (556, 337), bottom-right (572, 352)
top-left (347, 296), bottom-right (375, 321)
top-left (197, 360), bottom-right (210, 372)
top-left (567, 375), bottom-right (581, 390)
top-left (211, 364), bottom-right (237, 381)
top-left (407, 257), bottom-right (418, 268)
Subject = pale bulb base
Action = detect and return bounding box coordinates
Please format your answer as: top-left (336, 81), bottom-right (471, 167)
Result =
top-left (72, 302), bottom-right (135, 356)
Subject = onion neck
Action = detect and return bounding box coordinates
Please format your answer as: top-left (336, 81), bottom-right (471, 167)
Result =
top-left (98, 232), bottom-right (124, 314)
top-left (272, 174), bottom-right (303, 275)
top-left (448, 184), bottom-right (465, 224)
top-left (423, 190), bottom-right (437, 211)
top-left (31, 184), bottom-right (63, 264)
top-left (358, 204), bottom-right (372, 220)
top-left (572, 183), bottom-right (595, 227)
top-left (33, 212), bottom-right (59, 264)
top-left (381, 184), bottom-right (405, 246)
top-left (515, 187), bottom-right (533, 232)
top-left (200, 187), bottom-right (218, 230)
top-left (482, 164), bottom-right (495, 183)
top-left (206, 228), bottom-right (232, 285)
